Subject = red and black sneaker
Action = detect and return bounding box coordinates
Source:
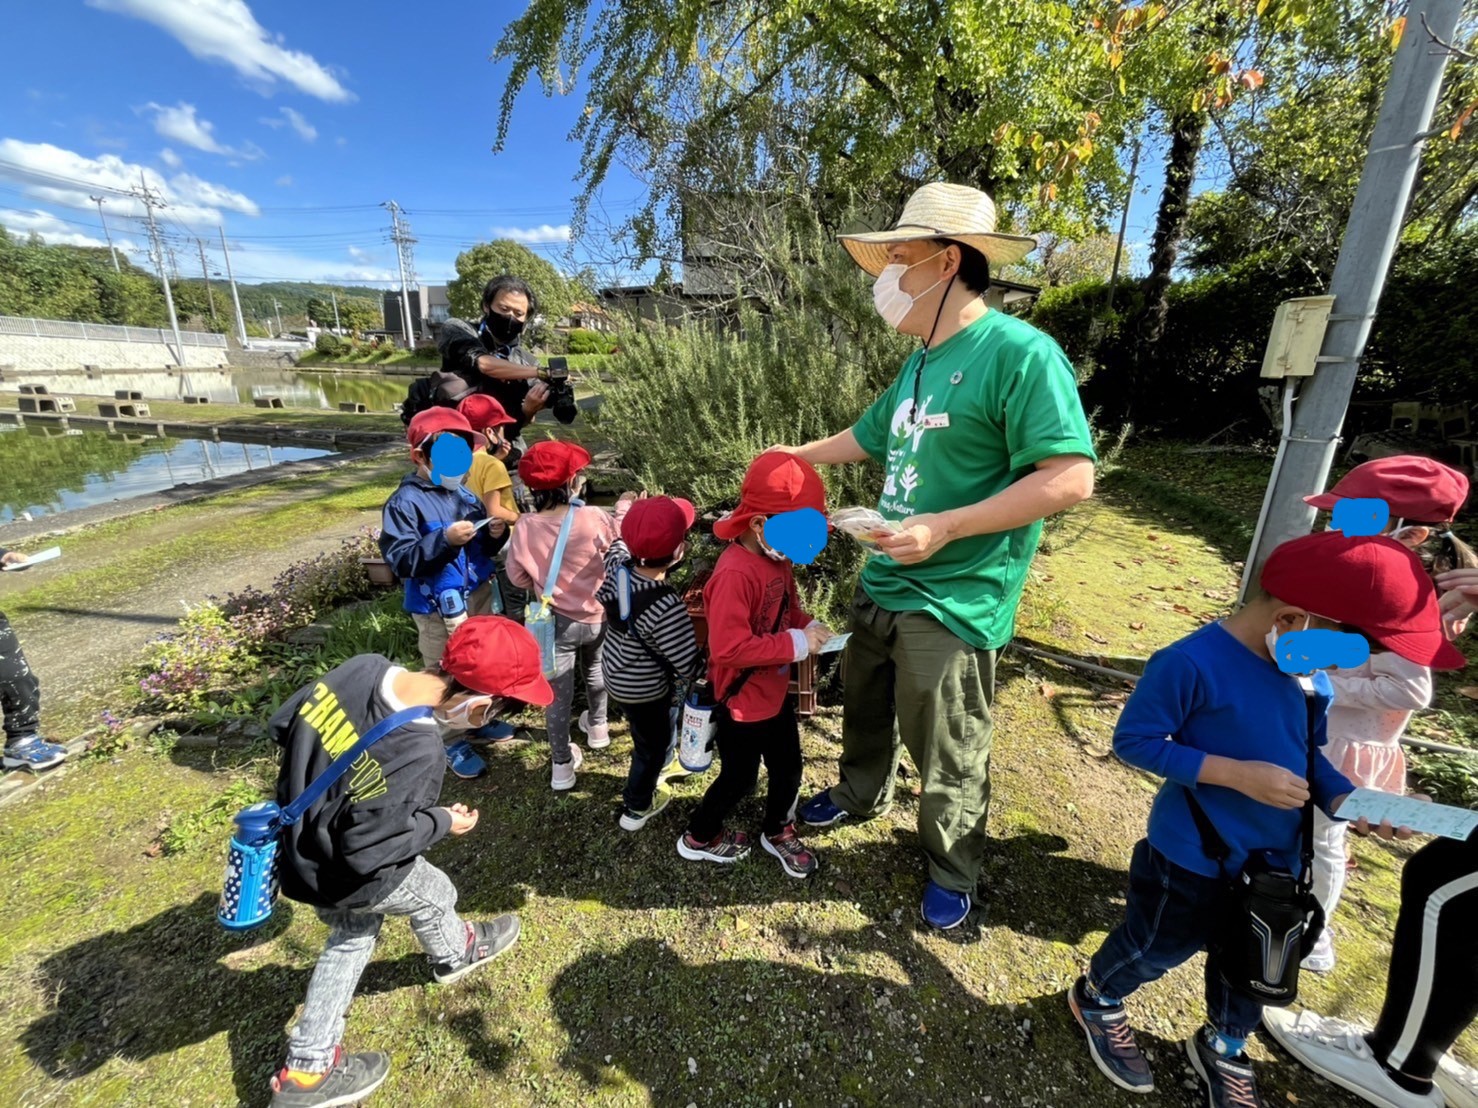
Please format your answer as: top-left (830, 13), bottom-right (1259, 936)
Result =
top-left (270, 1045), bottom-right (390, 1107)
top-left (762, 823), bottom-right (819, 878)
top-left (676, 829), bottom-right (751, 864)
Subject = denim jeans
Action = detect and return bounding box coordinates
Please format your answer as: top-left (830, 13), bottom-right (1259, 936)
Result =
top-left (1088, 839), bottom-right (1264, 1040)
top-left (546, 614), bottom-right (607, 764)
top-left (285, 858), bottom-right (467, 1072)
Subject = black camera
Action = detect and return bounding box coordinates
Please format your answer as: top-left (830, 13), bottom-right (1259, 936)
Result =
top-left (539, 356), bottom-right (578, 424)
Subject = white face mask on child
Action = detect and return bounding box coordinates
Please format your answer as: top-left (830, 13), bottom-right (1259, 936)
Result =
top-left (1265, 614), bottom-right (1312, 663)
top-left (435, 694), bottom-right (498, 731)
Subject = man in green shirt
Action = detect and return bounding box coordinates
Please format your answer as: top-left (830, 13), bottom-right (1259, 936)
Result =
top-left (779, 183), bottom-right (1097, 929)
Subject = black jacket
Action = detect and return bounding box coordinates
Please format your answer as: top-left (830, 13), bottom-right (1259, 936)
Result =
top-left (271, 654), bottom-right (449, 910)
top-left (435, 318), bottom-right (543, 437)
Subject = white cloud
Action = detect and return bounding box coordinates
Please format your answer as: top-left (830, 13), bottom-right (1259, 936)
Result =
top-left (280, 107), bottom-right (316, 142)
top-left (335, 136), bottom-right (348, 148)
top-left (222, 239), bottom-right (398, 283)
top-left (144, 101), bottom-right (224, 153)
top-left (88, 0), bottom-right (353, 102)
top-left (159, 147), bottom-right (182, 168)
top-left (0, 206), bottom-right (140, 252)
top-left (347, 245), bottom-right (369, 260)
top-left (275, 175), bottom-right (294, 187)
top-left (490, 224), bottom-right (571, 244)
top-left (0, 139), bottom-right (260, 226)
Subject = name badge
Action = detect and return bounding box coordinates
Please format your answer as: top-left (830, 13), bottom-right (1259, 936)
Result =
top-left (920, 413), bottom-right (951, 430)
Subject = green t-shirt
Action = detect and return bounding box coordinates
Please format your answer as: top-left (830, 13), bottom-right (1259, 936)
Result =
top-left (851, 310), bottom-right (1095, 650)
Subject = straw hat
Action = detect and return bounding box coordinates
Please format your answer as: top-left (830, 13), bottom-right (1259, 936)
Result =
top-left (838, 182), bottom-right (1037, 277)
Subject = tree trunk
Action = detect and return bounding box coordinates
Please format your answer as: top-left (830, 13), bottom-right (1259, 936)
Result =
top-left (1137, 111), bottom-right (1207, 353)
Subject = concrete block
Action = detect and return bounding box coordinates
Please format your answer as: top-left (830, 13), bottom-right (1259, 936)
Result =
top-left (183, 395), bottom-right (210, 404)
top-left (18, 383), bottom-right (48, 395)
top-left (99, 402), bottom-right (150, 418)
top-left (115, 389), bottom-right (144, 400)
top-left (254, 397), bottom-right (285, 409)
top-left (338, 402), bottom-right (368, 413)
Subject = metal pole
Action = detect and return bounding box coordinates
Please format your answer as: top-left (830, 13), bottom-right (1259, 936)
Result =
top-left (273, 299), bottom-right (284, 338)
top-left (331, 290), bottom-right (341, 332)
top-left (1106, 135), bottom-right (1141, 313)
top-left (219, 226), bottom-right (248, 347)
top-left (1244, 0), bottom-right (1464, 588)
top-left (135, 173), bottom-right (183, 366)
top-left (196, 239), bottom-right (218, 327)
top-left (91, 195), bottom-right (121, 273)
top-left (384, 201), bottom-right (415, 348)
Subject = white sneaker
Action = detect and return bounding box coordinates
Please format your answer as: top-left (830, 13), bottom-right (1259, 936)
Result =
top-left (551, 744), bottom-right (584, 791)
top-left (1261, 1008), bottom-right (1443, 1108)
top-left (577, 710), bottom-right (610, 749)
top-left (1301, 928), bottom-right (1336, 973)
top-left (1438, 1052), bottom-right (1478, 1108)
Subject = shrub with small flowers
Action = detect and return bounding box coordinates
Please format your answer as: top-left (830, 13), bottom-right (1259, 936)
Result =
top-left (138, 603), bottom-right (258, 711)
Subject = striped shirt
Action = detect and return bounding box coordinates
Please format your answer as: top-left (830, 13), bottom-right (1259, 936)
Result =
top-left (596, 542), bottom-right (702, 704)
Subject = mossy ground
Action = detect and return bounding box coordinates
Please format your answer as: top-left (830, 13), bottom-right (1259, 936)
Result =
top-left (0, 442), bottom-right (1472, 1107)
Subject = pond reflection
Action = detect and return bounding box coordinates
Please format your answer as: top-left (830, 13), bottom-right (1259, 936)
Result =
top-left (0, 424), bottom-right (331, 523)
top-left (1, 368), bottom-right (409, 413)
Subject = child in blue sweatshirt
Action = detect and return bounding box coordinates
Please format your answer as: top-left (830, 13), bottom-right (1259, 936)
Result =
top-left (379, 407), bottom-right (505, 779)
top-left (1069, 531), bottom-right (1462, 1108)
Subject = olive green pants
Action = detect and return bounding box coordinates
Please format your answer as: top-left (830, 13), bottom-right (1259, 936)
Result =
top-left (830, 590), bottom-right (996, 895)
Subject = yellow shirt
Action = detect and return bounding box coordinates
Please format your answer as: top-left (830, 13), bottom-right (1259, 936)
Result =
top-left (468, 451), bottom-right (519, 519)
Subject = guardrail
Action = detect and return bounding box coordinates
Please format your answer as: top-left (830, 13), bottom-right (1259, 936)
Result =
top-left (0, 315), bottom-right (229, 349)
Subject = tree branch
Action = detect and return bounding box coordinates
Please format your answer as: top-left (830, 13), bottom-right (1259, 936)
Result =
top-left (1422, 12), bottom-right (1478, 62)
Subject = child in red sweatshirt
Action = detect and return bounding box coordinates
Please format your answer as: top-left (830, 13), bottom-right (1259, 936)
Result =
top-left (678, 453), bottom-right (836, 878)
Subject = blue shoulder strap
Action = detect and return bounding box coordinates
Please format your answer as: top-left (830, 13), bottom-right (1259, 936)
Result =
top-left (278, 705), bottom-right (435, 828)
top-left (538, 497), bottom-right (585, 602)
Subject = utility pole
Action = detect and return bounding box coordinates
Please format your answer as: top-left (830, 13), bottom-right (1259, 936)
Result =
top-left (1243, 0), bottom-right (1464, 590)
top-left (90, 195), bottom-right (121, 273)
top-left (331, 290), bottom-right (341, 332)
top-left (219, 225), bottom-right (248, 347)
top-left (1106, 134), bottom-right (1142, 313)
top-left (195, 239), bottom-right (219, 327)
top-left (383, 200), bottom-right (417, 348)
top-left (272, 298), bottom-right (285, 338)
top-left (133, 172), bottom-right (183, 365)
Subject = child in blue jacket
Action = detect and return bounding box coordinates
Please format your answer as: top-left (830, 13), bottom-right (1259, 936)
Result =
top-left (379, 407), bottom-right (506, 778)
top-left (1068, 531), bottom-right (1463, 1108)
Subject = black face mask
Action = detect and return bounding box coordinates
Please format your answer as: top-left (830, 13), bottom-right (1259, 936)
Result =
top-left (483, 308), bottom-right (525, 345)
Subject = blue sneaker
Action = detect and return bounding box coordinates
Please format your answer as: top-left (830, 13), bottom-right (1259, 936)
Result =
top-left (445, 740), bottom-right (486, 779)
top-left (3, 735), bottom-right (68, 772)
top-left (799, 789), bottom-right (850, 828)
top-left (920, 880), bottom-right (971, 930)
top-left (468, 721), bottom-right (518, 744)
top-left (1068, 977), bottom-right (1154, 1094)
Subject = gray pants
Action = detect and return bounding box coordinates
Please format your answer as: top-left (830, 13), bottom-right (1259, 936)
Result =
top-left (547, 613), bottom-right (607, 764)
top-left (285, 858), bottom-right (467, 1072)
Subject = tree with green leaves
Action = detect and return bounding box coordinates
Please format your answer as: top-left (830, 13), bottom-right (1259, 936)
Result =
top-left (446, 239), bottom-right (579, 334)
top-left (0, 227), bottom-right (168, 325)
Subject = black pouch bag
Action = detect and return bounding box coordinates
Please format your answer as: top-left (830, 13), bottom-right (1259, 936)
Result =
top-left (1184, 690), bottom-right (1326, 1007)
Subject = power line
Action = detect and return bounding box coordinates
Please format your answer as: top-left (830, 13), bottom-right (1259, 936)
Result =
top-left (130, 172), bottom-right (183, 365)
top-left (383, 200), bottom-right (417, 347)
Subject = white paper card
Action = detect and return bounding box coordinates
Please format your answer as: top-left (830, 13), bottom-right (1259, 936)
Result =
top-left (817, 633), bottom-right (851, 654)
top-left (2, 547), bottom-right (61, 571)
top-left (1335, 787), bottom-right (1478, 841)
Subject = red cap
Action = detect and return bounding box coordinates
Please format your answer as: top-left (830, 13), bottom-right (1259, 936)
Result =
top-left (622, 496), bottom-right (696, 561)
top-left (407, 407), bottom-right (476, 449)
top-left (712, 453), bottom-right (828, 541)
top-left (1260, 531), bottom-right (1467, 670)
top-left (518, 441), bottom-right (592, 490)
top-left (1304, 456), bottom-right (1470, 522)
top-left (440, 616), bottom-right (555, 706)
top-left (457, 393), bottom-right (517, 434)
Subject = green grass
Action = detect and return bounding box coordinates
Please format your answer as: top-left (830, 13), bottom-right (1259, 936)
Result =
top-left (1, 461), bottom-right (1472, 1106)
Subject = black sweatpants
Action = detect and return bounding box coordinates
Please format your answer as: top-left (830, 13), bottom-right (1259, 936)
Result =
top-left (687, 697), bottom-right (801, 841)
top-left (1368, 833), bottom-right (1478, 1081)
top-left (0, 611), bottom-right (41, 744)
top-left (620, 696), bottom-right (675, 813)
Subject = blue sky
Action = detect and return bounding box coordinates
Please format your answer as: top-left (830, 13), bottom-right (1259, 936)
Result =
top-left (0, 0), bottom-right (652, 289)
top-left (0, 0), bottom-right (1159, 292)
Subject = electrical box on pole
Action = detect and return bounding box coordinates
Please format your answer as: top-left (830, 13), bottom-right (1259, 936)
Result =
top-left (1259, 296), bottom-right (1336, 379)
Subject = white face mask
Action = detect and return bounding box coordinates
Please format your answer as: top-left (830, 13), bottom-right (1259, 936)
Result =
top-left (435, 694), bottom-right (498, 731)
top-left (1265, 614), bottom-right (1312, 668)
top-left (437, 473), bottom-right (466, 491)
top-left (872, 250), bottom-right (947, 329)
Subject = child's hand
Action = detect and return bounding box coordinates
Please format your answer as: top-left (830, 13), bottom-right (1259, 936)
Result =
top-left (445, 521), bottom-right (476, 546)
top-left (445, 804), bottom-right (480, 836)
top-left (484, 520), bottom-right (507, 539)
top-left (1, 552), bottom-right (25, 567)
top-left (1232, 761), bottom-right (1310, 809)
top-left (804, 624), bottom-right (834, 654)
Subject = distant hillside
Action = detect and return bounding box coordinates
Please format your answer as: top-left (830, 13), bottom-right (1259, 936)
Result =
top-left (175, 278), bottom-right (385, 331)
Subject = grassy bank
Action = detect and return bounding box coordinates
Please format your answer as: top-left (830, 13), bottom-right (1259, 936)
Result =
top-left (0, 462), bottom-right (1471, 1106)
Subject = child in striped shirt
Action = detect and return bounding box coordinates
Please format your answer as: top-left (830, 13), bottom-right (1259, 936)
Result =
top-left (596, 495), bottom-right (702, 831)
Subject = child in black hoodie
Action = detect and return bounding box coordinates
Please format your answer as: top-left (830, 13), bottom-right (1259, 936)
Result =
top-left (267, 616), bottom-right (553, 1108)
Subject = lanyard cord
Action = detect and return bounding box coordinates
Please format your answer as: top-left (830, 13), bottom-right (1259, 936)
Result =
top-left (911, 273), bottom-right (958, 423)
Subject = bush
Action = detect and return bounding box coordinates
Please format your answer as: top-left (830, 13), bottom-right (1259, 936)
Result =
top-left (568, 328), bottom-right (617, 355)
top-left (315, 333), bottom-right (345, 357)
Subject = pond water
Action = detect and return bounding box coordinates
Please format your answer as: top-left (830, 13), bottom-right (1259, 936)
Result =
top-left (2, 367), bottom-right (410, 413)
top-left (0, 424), bottom-right (332, 523)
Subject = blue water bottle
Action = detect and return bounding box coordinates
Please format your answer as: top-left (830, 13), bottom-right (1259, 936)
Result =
top-left (218, 800), bottom-right (283, 931)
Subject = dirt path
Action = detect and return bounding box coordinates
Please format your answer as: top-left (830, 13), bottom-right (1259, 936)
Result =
top-left (0, 457), bottom-right (399, 735)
